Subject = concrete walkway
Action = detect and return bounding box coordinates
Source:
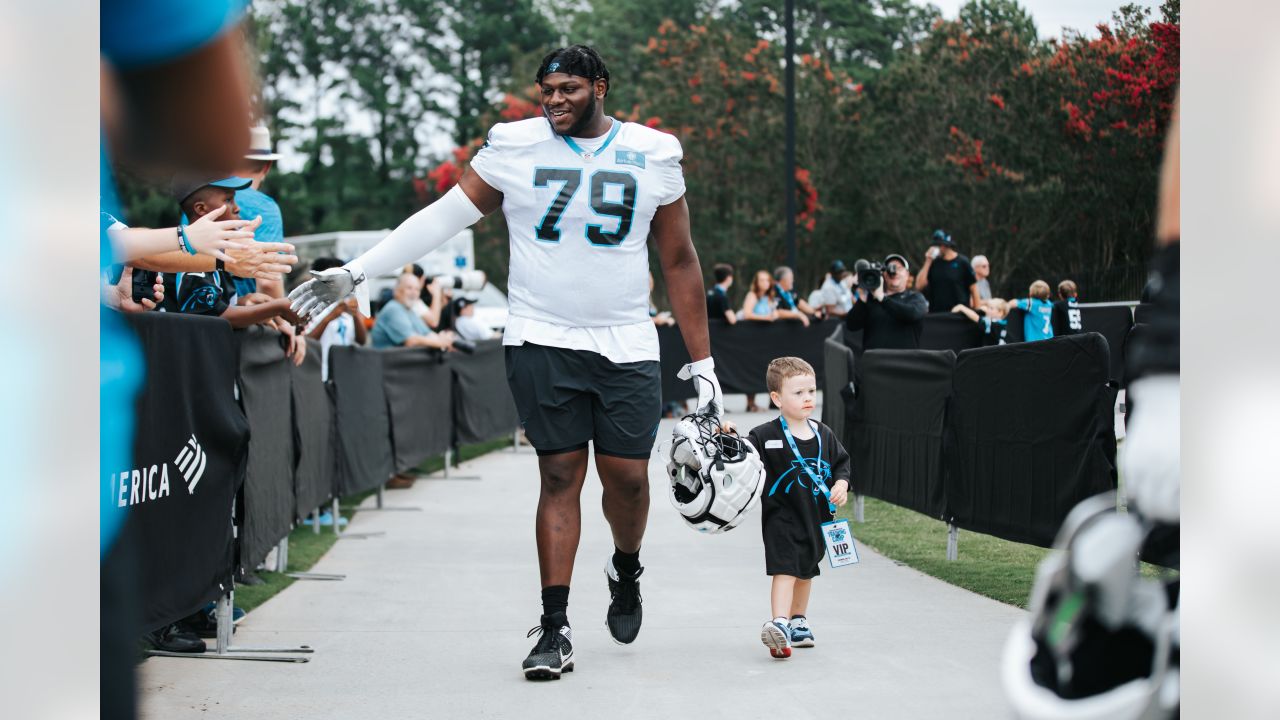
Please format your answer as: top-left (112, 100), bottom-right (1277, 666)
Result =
top-left (140, 406), bottom-right (1025, 719)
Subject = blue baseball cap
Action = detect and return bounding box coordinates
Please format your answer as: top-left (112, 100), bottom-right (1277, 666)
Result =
top-left (170, 174), bottom-right (253, 204)
top-left (931, 229), bottom-right (956, 247)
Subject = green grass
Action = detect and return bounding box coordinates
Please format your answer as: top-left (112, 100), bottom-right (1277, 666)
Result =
top-left (233, 437), bottom-right (513, 614)
top-left (838, 497), bottom-right (1175, 609)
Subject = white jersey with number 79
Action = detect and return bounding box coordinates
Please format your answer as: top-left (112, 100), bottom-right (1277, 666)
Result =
top-left (468, 117), bottom-right (686, 330)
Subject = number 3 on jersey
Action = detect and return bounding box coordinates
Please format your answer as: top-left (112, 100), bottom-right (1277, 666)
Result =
top-left (534, 168), bottom-right (637, 246)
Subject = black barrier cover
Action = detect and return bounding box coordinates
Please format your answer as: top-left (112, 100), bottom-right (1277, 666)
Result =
top-left (291, 338), bottom-right (334, 518)
top-left (820, 326), bottom-right (856, 444)
top-left (450, 339), bottom-right (520, 445)
top-left (1133, 303), bottom-right (1154, 325)
top-left (237, 326), bottom-right (296, 571)
top-left (1078, 305), bottom-right (1133, 382)
top-left (852, 349), bottom-right (956, 518)
top-left (330, 346), bottom-right (394, 494)
top-left (919, 312), bottom-right (983, 353)
top-left (123, 313), bottom-right (248, 631)
top-left (658, 319), bottom-right (838, 402)
top-left (383, 347), bottom-right (454, 471)
top-left (946, 333), bottom-right (1117, 547)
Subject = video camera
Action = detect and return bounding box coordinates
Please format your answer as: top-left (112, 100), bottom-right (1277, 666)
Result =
top-left (426, 269), bottom-right (487, 293)
top-left (854, 259), bottom-right (884, 292)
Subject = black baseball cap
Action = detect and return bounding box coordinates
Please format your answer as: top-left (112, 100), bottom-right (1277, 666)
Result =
top-left (169, 174), bottom-right (252, 205)
top-left (931, 229), bottom-right (956, 247)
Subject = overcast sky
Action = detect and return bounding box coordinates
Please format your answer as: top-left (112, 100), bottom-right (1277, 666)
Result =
top-left (921, 0), bottom-right (1163, 39)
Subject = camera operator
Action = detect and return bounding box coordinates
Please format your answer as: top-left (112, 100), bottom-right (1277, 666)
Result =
top-left (844, 254), bottom-right (928, 350)
top-left (916, 229), bottom-right (980, 313)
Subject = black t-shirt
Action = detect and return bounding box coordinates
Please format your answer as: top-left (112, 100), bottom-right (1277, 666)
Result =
top-left (976, 309), bottom-right (1009, 346)
top-left (843, 290), bottom-right (928, 351)
top-left (160, 270), bottom-right (237, 317)
top-left (1051, 298), bottom-right (1083, 336)
top-left (706, 285), bottom-right (732, 320)
top-left (748, 418), bottom-right (852, 579)
top-left (925, 254), bottom-right (978, 313)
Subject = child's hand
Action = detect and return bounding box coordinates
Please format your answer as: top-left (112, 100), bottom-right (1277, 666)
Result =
top-left (830, 479), bottom-right (849, 507)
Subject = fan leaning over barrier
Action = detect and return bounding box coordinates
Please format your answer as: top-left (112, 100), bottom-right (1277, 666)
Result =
top-left (666, 412), bottom-right (766, 534)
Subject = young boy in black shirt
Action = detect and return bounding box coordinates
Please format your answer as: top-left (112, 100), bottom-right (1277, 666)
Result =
top-left (1051, 279), bottom-right (1084, 336)
top-left (746, 357), bottom-right (851, 659)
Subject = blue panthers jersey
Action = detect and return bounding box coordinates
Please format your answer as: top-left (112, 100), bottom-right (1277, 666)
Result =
top-left (1016, 298), bottom-right (1055, 342)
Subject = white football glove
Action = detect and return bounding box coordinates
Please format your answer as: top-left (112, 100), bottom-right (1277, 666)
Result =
top-left (1119, 375), bottom-right (1179, 523)
top-left (677, 357), bottom-right (723, 421)
top-left (288, 262), bottom-right (369, 324)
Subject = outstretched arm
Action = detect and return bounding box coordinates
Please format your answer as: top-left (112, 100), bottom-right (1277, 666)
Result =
top-left (290, 169), bottom-right (500, 321)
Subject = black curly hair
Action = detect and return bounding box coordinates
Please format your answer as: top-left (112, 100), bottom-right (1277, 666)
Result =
top-left (536, 45), bottom-right (610, 97)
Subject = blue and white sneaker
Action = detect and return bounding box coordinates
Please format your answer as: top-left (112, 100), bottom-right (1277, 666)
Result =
top-left (301, 510), bottom-right (348, 527)
top-left (761, 619), bottom-right (791, 659)
top-left (790, 615), bottom-right (815, 648)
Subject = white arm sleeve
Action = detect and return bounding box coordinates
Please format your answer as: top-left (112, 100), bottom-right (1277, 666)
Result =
top-left (345, 184), bottom-right (485, 283)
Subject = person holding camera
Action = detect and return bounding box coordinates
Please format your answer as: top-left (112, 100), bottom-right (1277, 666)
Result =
top-left (844, 254), bottom-right (928, 350)
top-left (916, 229), bottom-right (980, 313)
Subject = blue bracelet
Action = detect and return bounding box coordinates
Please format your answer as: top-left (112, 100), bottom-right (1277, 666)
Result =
top-left (178, 224), bottom-right (196, 255)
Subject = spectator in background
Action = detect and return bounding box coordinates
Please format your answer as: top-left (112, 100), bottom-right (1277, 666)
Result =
top-left (741, 269), bottom-right (778, 323)
top-left (232, 125), bottom-right (286, 299)
top-left (844, 253), bottom-right (927, 351)
top-left (816, 260), bottom-right (854, 318)
top-left (453, 297), bottom-right (495, 341)
top-left (706, 263), bottom-right (737, 324)
top-left (972, 255), bottom-right (993, 300)
top-left (1007, 280), bottom-right (1055, 342)
top-left (408, 263), bottom-right (448, 330)
top-left (1052, 279), bottom-right (1084, 336)
top-left (648, 271), bottom-right (676, 326)
top-left (951, 299), bottom-right (1010, 346)
top-left (371, 272), bottom-right (457, 350)
top-left (741, 269), bottom-right (778, 412)
top-left (916, 229), bottom-right (980, 313)
top-left (306, 257), bottom-right (369, 380)
top-left (165, 175), bottom-right (301, 330)
top-left (772, 266), bottom-right (820, 326)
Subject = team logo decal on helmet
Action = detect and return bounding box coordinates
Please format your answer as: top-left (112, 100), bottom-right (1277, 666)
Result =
top-left (666, 413), bottom-right (765, 534)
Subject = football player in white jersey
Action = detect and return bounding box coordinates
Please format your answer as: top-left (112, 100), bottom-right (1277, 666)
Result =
top-left (288, 45), bottom-right (725, 680)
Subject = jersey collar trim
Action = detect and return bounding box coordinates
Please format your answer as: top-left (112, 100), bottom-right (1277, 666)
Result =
top-left (560, 117), bottom-right (621, 159)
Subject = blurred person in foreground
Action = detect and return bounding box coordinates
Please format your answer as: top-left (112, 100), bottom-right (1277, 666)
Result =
top-left (1002, 96), bottom-right (1179, 719)
top-left (706, 262), bottom-right (737, 324)
top-left (287, 44), bottom-right (722, 679)
top-left (100, 0), bottom-right (260, 712)
top-left (370, 272), bottom-right (457, 350)
top-left (916, 229), bottom-right (980, 313)
top-left (844, 253), bottom-right (927, 351)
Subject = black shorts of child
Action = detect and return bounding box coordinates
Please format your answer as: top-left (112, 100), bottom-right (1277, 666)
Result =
top-left (505, 342), bottom-right (662, 459)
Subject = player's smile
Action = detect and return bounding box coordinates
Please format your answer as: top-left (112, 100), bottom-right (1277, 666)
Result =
top-left (540, 72), bottom-right (596, 135)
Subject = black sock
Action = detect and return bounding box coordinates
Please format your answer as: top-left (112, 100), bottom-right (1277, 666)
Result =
top-left (612, 547), bottom-right (642, 577)
top-left (541, 585), bottom-right (569, 619)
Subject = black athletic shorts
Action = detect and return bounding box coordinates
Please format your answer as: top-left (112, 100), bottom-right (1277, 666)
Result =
top-left (505, 342), bottom-right (662, 459)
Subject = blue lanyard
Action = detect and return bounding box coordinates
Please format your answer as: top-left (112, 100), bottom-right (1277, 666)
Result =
top-left (779, 416), bottom-right (836, 514)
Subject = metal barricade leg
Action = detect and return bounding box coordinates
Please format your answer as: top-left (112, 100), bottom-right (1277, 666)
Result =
top-left (854, 494), bottom-right (865, 523)
top-left (947, 522), bottom-right (959, 561)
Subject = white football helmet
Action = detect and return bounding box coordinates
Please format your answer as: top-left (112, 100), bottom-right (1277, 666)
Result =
top-left (666, 413), bottom-right (766, 534)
